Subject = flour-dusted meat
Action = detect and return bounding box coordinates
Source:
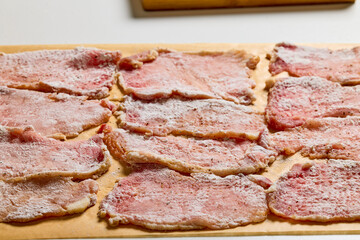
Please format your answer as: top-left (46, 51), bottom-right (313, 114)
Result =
top-left (0, 126), bottom-right (110, 180)
top-left (118, 97), bottom-right (266, 140)
top-left (265, 117), bottom-right (360, 160)
top-left (247, 174), bottom-right (272, 190)
top-left (0, 48), bottom-right (121, 99)
top-left (268, 43), bottom-right (360, 85)
top-left (266, 77), bottom-right (360, 130)
top-left (0, 86), bottom-right (116, 139)
top-left (0, 177), bottom-right (98, 222)
top-left (268, 160), bottom-right (360, 222)
top-left (103, 128), bottom-right (276, 176)
top-left (118, 49), bottom-right (259, 105)
top-left (99, 165), bottom-right (269, 230)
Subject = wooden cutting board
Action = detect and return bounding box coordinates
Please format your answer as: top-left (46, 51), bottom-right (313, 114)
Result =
top-left (0, 43), bottom-right (360, 240)
top-left (142, 0), bottom-right (355, 10)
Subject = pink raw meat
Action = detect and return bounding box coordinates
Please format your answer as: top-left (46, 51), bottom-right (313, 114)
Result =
top-left (0, 126), bottom-right (110, 180)
top-left (264, 117), bottom-right (360, 161)
top-left (0, 177), bottom-right (98, 223)
top-left (0, 86), bottom-right (116, 139)
top-left (268, 43), bottom-right (360, 85)
top-left (103, 128), bottom-right (277, 176)
top-left (99, 164), bottom-right (269, 230)
top-left (118, 49), bottom-right (259, 104)
top-left (118, 97), bottom-right (266, 141)
top-left (0, 47), bottom-right (121, 99)
top-left (266, 77), bottom-right (360, 130)
top-left (268, 160), bottom-right (360, 222)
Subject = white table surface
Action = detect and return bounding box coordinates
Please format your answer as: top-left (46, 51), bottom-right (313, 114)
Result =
top-left (1, 0), bottom-right (360, 239)
top-left (0, 0), bottom-right (359, 45)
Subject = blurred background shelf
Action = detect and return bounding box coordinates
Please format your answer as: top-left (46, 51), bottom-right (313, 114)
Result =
top-left (142, 0), bottom-right (355, 10)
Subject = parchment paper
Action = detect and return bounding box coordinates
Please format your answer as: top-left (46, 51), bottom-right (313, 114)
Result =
top-left (0, 43), bottom-right (359, 240)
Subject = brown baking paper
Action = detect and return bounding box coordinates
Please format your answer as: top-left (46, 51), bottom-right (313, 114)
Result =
top-left (0, 43), bottom-right (359, 240)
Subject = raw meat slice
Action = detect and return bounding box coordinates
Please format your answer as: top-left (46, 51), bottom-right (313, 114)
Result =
top-left (0, 126), bottom-right (110, 180)
top-left (118, 97), bottom-right (266, 140)
top-left (0, 86), bottom-right (116, 139)
top-left (247, 174), bottom-right (272, 189)
top-left (268, 43), bottom-right (360, 85)
top-left (103, 128), bottom-right (277, 176)
top-left (266, 77), bottom-right (360, 130)
top-left (268, 160), bottom-right (360, 222)
top-left (0, 177), bottom-right (98, 223)
top-left (0, 47), bottom-right (121, 99)
top-left (118, 49), bottom-right (259, 105)
top-left (265, 117), bottom-right (360, 160)
top-left (99, 164), bottom-right (269, 230)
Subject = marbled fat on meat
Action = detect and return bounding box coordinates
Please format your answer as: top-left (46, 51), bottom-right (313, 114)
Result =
top-left (268, 160), bottom-right (360, 222)
top-left (103, 128), bottom-right (277, 176)
top-left (265, 117), bottom-right (360, 160)
top-left (0, 177), bottom-right (98, 222)
top-left (0, 86), bottom-right (116, 139)
top-left (118, 97), bottom-right (266, 140)
top-left (118, 49), bottom-right (259, 105)
top-left (99, 165), bottom-right (269, 230)
top-left (0, 126), bottom-right (110, 180)
top-left (266, 77), bottom-right (360, 130)
top-left (0, 48), bottom-right (121, 99)
top-left (268, 43), bottom-right (360, 85)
